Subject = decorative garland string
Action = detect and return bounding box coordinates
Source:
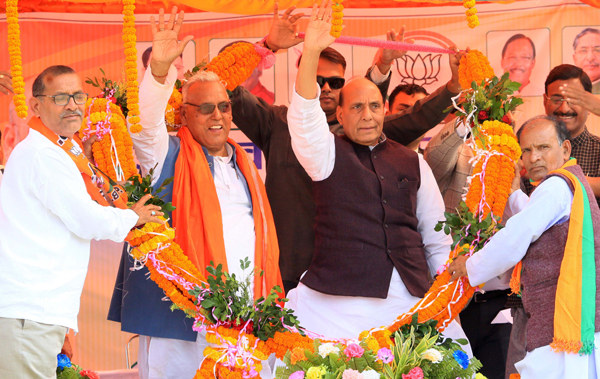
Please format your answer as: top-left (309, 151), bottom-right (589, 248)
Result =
top-left (296, 32), bottom-right (456, 54)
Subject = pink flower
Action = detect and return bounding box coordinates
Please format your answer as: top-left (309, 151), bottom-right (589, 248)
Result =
top-left (80, 369), bottom-right (100, 379)
top-left (290, 371), bottom-right (305, 379)
top-left (344, 343), bottom-right (365, 359)
top-left (342, 369), bottom-right (363, 379)
top-left (377, 348), bottom-right (393, 364)
top-left (401, 367), bottom-right (424, 379)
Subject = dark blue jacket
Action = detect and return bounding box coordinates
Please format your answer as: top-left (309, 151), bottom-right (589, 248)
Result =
top-left (107, 135), bottom-right (250, 341)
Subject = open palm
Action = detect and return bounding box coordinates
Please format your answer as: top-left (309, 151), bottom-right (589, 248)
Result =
top-left (150, 7), bottom-right (194, 67)
top-left (303, 0), bottom-right (336, 52)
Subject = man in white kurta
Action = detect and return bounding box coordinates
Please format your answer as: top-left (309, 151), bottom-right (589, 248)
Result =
top-left (449, 115), bottom-right (600, 378)
top-left (0, 65), bottom-right (160, 379)
top-left (284, 3), bottom-right (469, 351)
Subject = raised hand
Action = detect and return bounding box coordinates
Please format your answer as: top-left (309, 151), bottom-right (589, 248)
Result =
top-left (0, 71), bottom-right (13, 95)
top-left (560, 83), bottom-right (600, 116)
top-left (149, 7), bottom-right (194, 79)
top-left (303, 0), bottom-right (336, 53)
top-left (265, 2), bottom-right (305, 52)
top-left (448, 47), bottom-right (469, 93)
top-left (381, 27), bottom-right (414, 64)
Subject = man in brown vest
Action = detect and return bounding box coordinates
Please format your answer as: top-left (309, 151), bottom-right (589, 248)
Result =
top-left (284, 1), bottom-right (470, 349)
top-left (449, 115), bottom-right (600, 378)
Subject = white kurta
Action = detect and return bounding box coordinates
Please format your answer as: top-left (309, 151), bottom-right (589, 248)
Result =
top-left (0, 130), bottom-right (138, 331)
top-left (285, 86), bottom-right (470, 354)
top-left (466, 175), bottom-right (600, 378)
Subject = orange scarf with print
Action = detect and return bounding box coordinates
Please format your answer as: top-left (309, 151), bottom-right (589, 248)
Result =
top-left (28, 117), bottom-right (129, 209)
top-left (172, 126), bottom-right (283, 300)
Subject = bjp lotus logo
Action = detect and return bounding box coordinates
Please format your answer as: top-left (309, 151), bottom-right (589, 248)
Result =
top-left (397, 54), bottom-right (442, 86)
top-left (393, 31), bottom-right (456, 89)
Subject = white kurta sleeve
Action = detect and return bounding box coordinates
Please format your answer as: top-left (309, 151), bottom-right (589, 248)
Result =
top-left (287, 85), bottom-right (336, 181)
top-left (466, 176), bottom-right (573, 286)
top-left (132, 65), bottom-right (178, 185)
top-left (503, 189), bottom-right (529, 219)
top-left (33, 148), bottom-right (139, 242)
top-left (416, 155), bottom-right (453, 276)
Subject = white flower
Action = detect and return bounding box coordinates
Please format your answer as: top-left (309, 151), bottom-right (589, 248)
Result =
top-left (362, 369), bottom-right (381, 379)
top-left (318, 343), bottom-right (340, 358)
top-left (421, 348), bottom-right (443, 363)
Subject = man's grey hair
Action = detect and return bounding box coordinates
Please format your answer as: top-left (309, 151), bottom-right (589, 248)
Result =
top-left (573, 27), bottom-right (600, 51)
top-left (516, 115), bottom-right (571, 145)
top-left (182, 70), bottom-right (221, 102)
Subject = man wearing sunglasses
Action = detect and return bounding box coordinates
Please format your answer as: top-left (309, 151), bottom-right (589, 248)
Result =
top-left (107, 8), bottom-right (283, 379)
top-left (230, 4), bottom-right (464, 295)
top-left (0, 65), bottom-right (163, 378)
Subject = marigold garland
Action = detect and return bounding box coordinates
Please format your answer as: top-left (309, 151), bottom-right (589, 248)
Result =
top-left (463, 0), bottom-right (479, 29)
top-left (330, 3), bottom-right (344, 38)
top-left (122, 0), bottom-right (142, 133)
top-left (165, 88), bottom-right (183, 132)
top-left (458, 50), bottom-right (494, 90)
top-left (6, 0), bottom-right (27, 118)
top-left (78, 98), bottom-right (138, 182)
top-left (206, 42), bottom-right (262, 91)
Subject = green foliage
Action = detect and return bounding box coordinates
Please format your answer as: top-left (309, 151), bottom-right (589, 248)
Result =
top-left (189, 258), bottom-right (304, 341)
top-left (448, 71), bottom-right (524, 128)
top-left (123, 165), bottom-right (176, 214)
top-left (435, 200), bottom-right (503, 252)
top-left (175, 61), bottom-right (209, 89)
top-left (85, 68), bottom-right (129, 117)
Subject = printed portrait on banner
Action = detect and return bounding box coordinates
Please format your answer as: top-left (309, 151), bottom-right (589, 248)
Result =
top-left (562, 26), bottom-right (600, 94)
top-left (486, 28), bottom-right (550, 97)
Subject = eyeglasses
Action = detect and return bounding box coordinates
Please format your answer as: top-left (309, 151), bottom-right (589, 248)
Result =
top-left (185, 101), bottom-right (232, 115)
top-left (575, 47), bottom-right (600, 57)
top-left (317, 76), bottom-right (345, 90)
top-left (503, 55), bottom-right (534, 64)
top-left (36, 93), bottom-right (88, 106)
top-left (545, 95), bottom-right (571, 106)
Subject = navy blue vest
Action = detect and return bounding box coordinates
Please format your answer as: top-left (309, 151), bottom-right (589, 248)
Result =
top-left (107, 136), bottom-right (251, 341)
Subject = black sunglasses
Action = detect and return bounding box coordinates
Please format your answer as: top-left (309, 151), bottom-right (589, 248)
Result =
top-left (185, 101), bottom-right (232, 115)
top-left (317, 76), bottom-right (345, 90)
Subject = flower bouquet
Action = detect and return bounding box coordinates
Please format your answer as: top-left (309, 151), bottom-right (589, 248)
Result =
top-left (56, 354), bottom-right (99, 379)
top-left (276, 316), bottom-right (484, 379)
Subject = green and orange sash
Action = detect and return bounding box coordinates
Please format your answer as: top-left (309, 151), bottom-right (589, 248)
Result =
top-left (510, 159), bottom-right (596, 354)
top-left (28, 117), bottom-right (129, 210)
top-left (172, 127), bottom-right (283, 300)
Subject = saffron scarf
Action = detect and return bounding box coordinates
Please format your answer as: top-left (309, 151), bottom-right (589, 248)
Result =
top-left (28, 117), bottom-right (129, 209)
top-left (509, 159), bottom-right (596, 354)
top-left (172, 127), bottom-right (283, 300)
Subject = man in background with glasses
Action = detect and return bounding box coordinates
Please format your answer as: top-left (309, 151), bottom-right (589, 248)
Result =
top-left (573, 28), bottom-right (600, 94)
top-left (107, 9), bottom-right (283, 379)
top-left (0, 65), bottom-right (163, 378)
top-left (500, 34), bottom-right (539, 96)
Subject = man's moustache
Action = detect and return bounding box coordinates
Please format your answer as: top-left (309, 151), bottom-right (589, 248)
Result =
top-left (554, 111), bottom-right (577, 117)
top-left (60, 110), bottom-right (83, 119)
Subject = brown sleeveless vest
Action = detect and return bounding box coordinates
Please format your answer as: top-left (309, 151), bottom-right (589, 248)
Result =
top-left (520, 164), bottom-right (600, 351)
top-left (301, 135), bottom-right (430, 299)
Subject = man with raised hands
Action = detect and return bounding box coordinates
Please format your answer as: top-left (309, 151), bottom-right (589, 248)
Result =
top-left (231, 3), bottom-right (465, 294)
top-left (107, 8), bottom-right (283, 379)
top-left (0, 65), bottom-right (161, 379)
top-left (284, 0), bottom-right (470, 351)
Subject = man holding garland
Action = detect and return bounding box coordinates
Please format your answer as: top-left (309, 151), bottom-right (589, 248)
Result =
top-left (449, 115), bottom-right (600, 378)
top-left (107, 8), bottom-right (283, 379)
top-left (285, 0), bottom-right (470, 350)
top-left (0, 65), bottom-right (162, 379)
